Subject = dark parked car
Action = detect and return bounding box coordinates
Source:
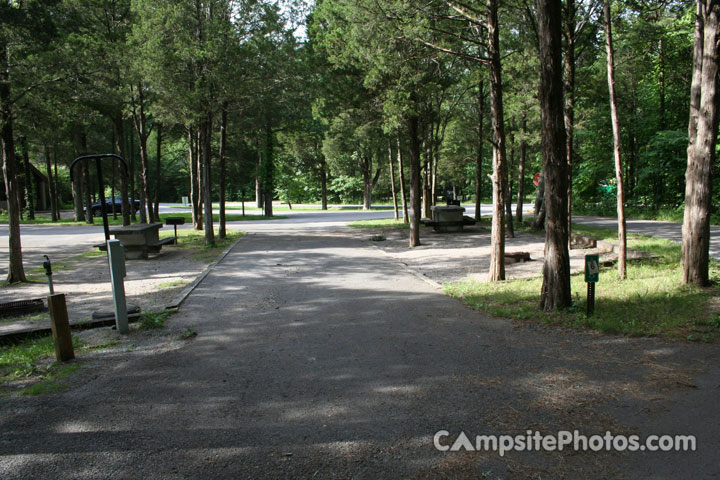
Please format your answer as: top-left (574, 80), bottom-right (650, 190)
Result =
top-left (88, 197), bottom-right (140, 217)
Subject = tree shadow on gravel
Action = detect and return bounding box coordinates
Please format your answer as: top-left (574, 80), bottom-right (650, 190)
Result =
top-left (1, 232), bottom-right (719, 479)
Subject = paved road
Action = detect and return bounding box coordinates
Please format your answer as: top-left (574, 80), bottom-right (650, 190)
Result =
top-left (574, 215), bottom-right (720, 260)
top-left (2, 215), bottom-right (719, 478)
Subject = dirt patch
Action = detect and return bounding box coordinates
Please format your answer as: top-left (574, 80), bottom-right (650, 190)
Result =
top-left (0, 246), bottom-right (208, 336)
top-left (361, 225), bottom-right (608, 286)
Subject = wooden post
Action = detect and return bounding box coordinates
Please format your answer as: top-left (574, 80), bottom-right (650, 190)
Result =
top-left (47, 294), bottom-right (75, 362)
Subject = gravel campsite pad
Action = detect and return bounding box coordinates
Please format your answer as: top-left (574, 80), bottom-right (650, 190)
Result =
top-left (0, 246), bottom-right (206, 336)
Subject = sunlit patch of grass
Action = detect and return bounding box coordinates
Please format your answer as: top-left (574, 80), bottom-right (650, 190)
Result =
top-left (347, 218), bottom-right (409, 229)
top-left (157, 279), bottom-right (189, 289)
top-left (160, 229), bottom-right (244, 263)
top-left (446, 227), bottom-right (720, 340)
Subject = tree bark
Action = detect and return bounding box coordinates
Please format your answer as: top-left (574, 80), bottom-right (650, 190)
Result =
top-left (538, 0), bottom-right (572, 311)
top-left (487, 0), bottom-right (508, 281)
top-left (397, 137), bottom-right (409, 223)
top-left (263, 122), bottom-right (273, 218)
top-left (408, 112), bottom-right (421, 247)
top-left (154, 123), bottom-right (162, 222)
top-left (475, 81), bottom-right (485, 222)
top-left (81, 133), bottom-right (93, 225)
top-left (0, 44), bottom-right (26, 282)
top-left (188, 127), bottom-right (200, 229)
top-left (44, 145), bottom-right (58, 222)
top-left (682, 0), bottom-right (720, 286)
top-left (516, 112), bottom-right (527, 223)
top-left (202, 116), bottom-right (214, 246)
top-left (22, 139), bottom-right (34, 220)
top-left (604, 0), bottom-right (628, 280)
top-left (53, 147), bottom-right (61, 220)
top-left (565, 0), bottom-right (576, 248)
top-left (218, 105), bottom-right (227, 239)
top-left (388, 141), bottom-right (399, 220)
top-left (320, 156), bottom-right (328, 210)
top-left (112, 113), bottom-right (130, 226)
top-left (505, 135), bottom-right (515, 237)
top-left (422, 138), bottom-right (432, 218)
top-left (129, 126), bottom-right (137, 222)
top-left (132, 84), bottom-right (154, 224)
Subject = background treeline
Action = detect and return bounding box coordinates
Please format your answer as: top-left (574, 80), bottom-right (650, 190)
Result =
top-left (0, 0), bottom-right (702, 280)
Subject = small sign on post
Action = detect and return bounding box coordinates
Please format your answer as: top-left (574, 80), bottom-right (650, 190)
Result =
top-left (585, 254), bottom-right (600, 316)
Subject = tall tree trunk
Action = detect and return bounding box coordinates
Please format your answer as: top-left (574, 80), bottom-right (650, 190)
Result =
top-left (112, 113), bottom-right (130, 226)
top-left (408, 112), bottom-right (421, 247)
top-left (505, 135), bottom-right (515, 237)
top-left (188, 127), bottom-right (200, 230)
top-left (431, 121), bottom-right (440, 207)
top-left (0, 44), bottom-right (26, 282)
top-left (263, 122), bottom-right (273, 218)
top-left (682, 0), bottom-right (720, 286)
top-left (422, 139), bottom-right (432, 218)
top-left (397, 137), bottom-right (409, 223)
top-left (389, 141), bottom-right (399, 220)
top-left (81, 133), bottom-right (93, 225)
top-left (202, 117), bottom-right (214, 246)
top-left (129, 126), bottom-right (137, 222)
top-left (604, 0), bottom-right (628, 280)
top-left (72, 163), bottom-right (84, 222)
top-left (83, 161), bottom-right (93, 224)
top-left (475, 81), bottom-right (485, 221)
top-left (111, 143), bottom-right (117, 220)
top-left (22, 139), bottom-right (34, 220)
top-left (255, 142), bottom-right (263, 209)
top-left (196, 129), bottom-right (203, 228)
top-left (487, 0), bottom-right (508, 281)
top-left (132, 84), bottom-right (155, 224)
top-left (320, 156), bottom-right (328, 210)
top-left (538, 0), bottom-right (572, 311)
top-left (516, 112), bottom-right (527, 223)
top-left (53, 146), bottom-right (61, 220)
top-left (565, 0), bottom-right (576, 248)
top-left (659, 37), bottom-right (666, 131)
top-left (44, 145), bottom-right (58, 222)
top-left (218, 105), bottom-right (227, 239)
top-left (154, 123), bottom-right (162, 222)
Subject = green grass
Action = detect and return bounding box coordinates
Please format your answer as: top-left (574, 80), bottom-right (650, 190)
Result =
top-left (157, 279), bottom-right (189, 289)
top-left (0, 334), bottom-right (84, 395)
top-left (20, 363), bottom-right (82, 396)
top-left (160, 229), bottom-right (244, 263)
top-left (138, 310), bottom-right (174, 330)
top-left (445, 225), bottom-right (720, 340)
top-left (574, 204), bottom-right (720, 226)
top-left (347, 218), bottom-right (409, 229)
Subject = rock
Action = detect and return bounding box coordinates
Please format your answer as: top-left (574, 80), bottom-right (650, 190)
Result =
top-left (571, 233), bottom-right (597, 249)
top-left (505, 251), bottom-right (531, 263)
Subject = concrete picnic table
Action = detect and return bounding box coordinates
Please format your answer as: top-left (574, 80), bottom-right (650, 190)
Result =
top-left (107, 223), bottom-right (174, 259)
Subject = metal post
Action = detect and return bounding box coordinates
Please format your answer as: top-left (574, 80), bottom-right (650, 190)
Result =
top-left (107, 239), bottom-right (129, 333)
top-left (48, 294), bottom-right (75, 362)
top-left (587, 282), bottom-right (595, 316)
top-left (95, 158), bottom-right (110, 242)
top-left (43, 255), bottom-right (54, 295)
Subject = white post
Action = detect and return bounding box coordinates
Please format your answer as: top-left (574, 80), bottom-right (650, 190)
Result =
top-left (107, 239), bottom-right (129, 333)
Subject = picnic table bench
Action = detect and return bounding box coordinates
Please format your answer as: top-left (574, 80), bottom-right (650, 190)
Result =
top-left (96, 223), bottom-right (174, 259)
